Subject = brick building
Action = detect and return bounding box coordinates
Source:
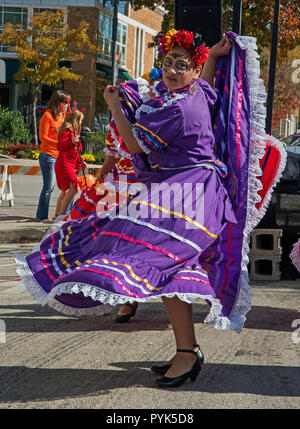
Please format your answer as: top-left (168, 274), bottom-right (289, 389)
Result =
top-left (0, 1), bottom-right (164, 130)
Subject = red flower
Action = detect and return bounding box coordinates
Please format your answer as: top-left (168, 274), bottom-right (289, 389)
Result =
top-left (173, 30), bottom-right (194, 51)
top-left (192, 45), bottom-right (210, 67)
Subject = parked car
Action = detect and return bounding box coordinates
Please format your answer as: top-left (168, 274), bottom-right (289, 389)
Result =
top-left (281, 132), bottom-right (300, 148)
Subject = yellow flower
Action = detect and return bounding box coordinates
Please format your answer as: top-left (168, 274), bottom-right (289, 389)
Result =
top-left (163, 28), bottom-right (178, 51)
top-left (82, 153), bottom-right (96, 163)
top-left (141, 71), bottom-right (151, 83)
top-left (31, 150), bottom-right (39, 159)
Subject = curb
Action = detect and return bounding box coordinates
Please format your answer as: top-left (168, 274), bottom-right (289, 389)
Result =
top-left (0, 227), bottom-right (47, 244)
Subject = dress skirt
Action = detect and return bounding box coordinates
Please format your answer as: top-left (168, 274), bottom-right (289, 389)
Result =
top-left (15, 32), bottom-right (287, 333)
top-left (16, 165), bottom-right (236, 323)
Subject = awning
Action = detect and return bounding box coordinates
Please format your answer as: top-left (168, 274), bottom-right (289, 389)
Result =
top-left (96, 63), bottom-right (133, 81)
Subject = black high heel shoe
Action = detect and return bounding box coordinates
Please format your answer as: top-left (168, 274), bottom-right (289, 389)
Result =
top-left (115, 302), bottom-right (138, 323)
top-left (151, 344), bottom-right (202, 376)
top-left (154, 346), bottom-right (204, 388)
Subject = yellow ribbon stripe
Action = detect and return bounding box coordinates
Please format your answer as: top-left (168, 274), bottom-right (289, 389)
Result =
top-left (58, 247), bottom-right (71, 269)
top-left (119, 97), bottom-right (133, 110)
top-left (183, 265), bottom-right (207, 273)
top-left (64, 226), bottom-right (72, 247)
top-left (131, 200), bottom-right (218, 239)
top-left (101, 258), bottom-right (163, 291)
top-left (135, 123), bottom-right (168, 147)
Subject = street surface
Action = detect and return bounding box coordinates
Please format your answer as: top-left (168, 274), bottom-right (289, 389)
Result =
top-left (0, 171), bottom-right (299, 409)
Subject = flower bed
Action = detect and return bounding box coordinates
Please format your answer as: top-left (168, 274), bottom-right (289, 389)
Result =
top-left (0, 142), bottom-right (105, 164)
top-left (0, 142), bottom-right (40, 159)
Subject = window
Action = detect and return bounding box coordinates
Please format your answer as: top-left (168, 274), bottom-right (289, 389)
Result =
top-left (98, 13), bottom-right (127, 68)
top-left (0, 7), bottom-right (28, 54)
top-left (0, 6), bottom-right (28, 27)
top-left (134, 27), bottom-right (144, 78)
top-left (33, 8), bottom-right (57, 14)
top-left (103, 1), bottom-right (128, 15)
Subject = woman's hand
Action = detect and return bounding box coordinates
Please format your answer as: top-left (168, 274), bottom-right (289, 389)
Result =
top-left (104, 85), bottom-right (121, 110)
top-left (209, 35), bottom-right (233, 60)
top-left (73, 135), bottom-right (79, 144)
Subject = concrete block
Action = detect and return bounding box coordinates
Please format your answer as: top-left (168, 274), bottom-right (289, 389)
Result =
top-left (279, 194), bottom-right (300, 211)
top-left (250, 229), bottom-right (282, 256)
top-left (288, 213), bottom-right (300, 226)
top-left (248, 254), bottom-right (281, 281)
top-left (275, 213), bottom-right (287, 226)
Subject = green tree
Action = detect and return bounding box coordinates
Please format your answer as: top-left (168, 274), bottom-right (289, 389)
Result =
top-left (0, 106), bottom-right (32, 144)
top-left (0, 9), bottom-right (96, 144)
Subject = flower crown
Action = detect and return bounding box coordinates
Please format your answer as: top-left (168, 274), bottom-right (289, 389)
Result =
top-left (158, 28), bottom-right (210, 67)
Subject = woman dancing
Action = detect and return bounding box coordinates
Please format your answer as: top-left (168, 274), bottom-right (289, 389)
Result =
top-left (16, 30), bottom-right (286, 388)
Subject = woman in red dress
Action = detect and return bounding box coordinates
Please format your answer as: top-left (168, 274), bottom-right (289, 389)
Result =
top-left (54, 110), bottom-right (86, 218)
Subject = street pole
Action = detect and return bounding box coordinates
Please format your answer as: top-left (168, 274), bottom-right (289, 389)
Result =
top-left (111, 0), bottom-right (118, 86)
top-left (232, 0), bottom-right (242, 34)
top-left (266, 0), bottom-right (281, 135)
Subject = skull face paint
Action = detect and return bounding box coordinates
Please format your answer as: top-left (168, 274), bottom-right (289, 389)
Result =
top-left (162, 53), bottom-right (191, 75)
top-left (162, 45), bottom-right (201, 91)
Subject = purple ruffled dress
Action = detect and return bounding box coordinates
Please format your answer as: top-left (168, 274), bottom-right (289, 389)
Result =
top-left (15, 33), bottom-right (286, 332)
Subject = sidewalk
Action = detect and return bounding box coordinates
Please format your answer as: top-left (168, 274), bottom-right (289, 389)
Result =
top-left (0, 156), bottom-right (100, 244)
top-left (0, 217), bottom-right (49, 244)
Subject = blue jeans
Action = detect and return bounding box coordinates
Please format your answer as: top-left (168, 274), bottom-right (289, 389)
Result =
top-left (36, 152), bottom-right (57, 220)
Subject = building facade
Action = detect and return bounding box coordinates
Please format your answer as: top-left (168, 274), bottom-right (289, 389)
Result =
top-left (0, 1), bottom-right (163, 130)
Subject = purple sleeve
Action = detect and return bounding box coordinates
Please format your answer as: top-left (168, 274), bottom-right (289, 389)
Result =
top-left (132, 104), bottom-right (183, 154)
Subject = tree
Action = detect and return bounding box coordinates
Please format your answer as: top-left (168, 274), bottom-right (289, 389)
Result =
top-left (262, 45), bottom-right (300, 130)
top-left (0, 9), bottom-right (96, 144)
top-left (223, 0), bottom-right (300, 63)
top-left (133, 1), bottom-right (299, 130)
top-left (261, 57), bottom-right (299, 129)
top-left (133, 1), bottom-right (299, 65)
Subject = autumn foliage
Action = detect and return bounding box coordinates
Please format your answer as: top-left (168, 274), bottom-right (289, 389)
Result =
top-left (0, 9), bottom-right (96, 144)
top-left (133, 0), bottom-right (300, 131)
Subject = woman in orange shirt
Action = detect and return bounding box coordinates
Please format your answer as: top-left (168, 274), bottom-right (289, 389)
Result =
top-left (36, 90), bottom-right (70, 221)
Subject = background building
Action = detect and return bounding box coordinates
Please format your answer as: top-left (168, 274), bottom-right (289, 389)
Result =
top-left (0, 1), bottom-right (164, 131)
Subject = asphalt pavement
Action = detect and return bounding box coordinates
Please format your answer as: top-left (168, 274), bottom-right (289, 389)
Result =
top-left (0, 165), bottom-right (300, 409)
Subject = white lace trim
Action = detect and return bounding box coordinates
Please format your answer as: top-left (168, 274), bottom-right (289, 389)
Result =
top-left (15, 251), bottom-right (237, 327)
top-left (290, 239), bottom-right (300, 273)
top-left (103, 147), bottom-right (121, 159)
top-left (228, 36), bottom-right (287, 333)
top-left (136, 77), bottom-right (152, 102)
top-left (106, 126), bottom-right (132, 160)
top-left (148, 79), bottom-right (161, 97)
top-left (254, 134), bottom-right (287, 222)
top-left (135, 90), bottom-right (187, 121)
top-left (14, 253), bottom-right (113, 317)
